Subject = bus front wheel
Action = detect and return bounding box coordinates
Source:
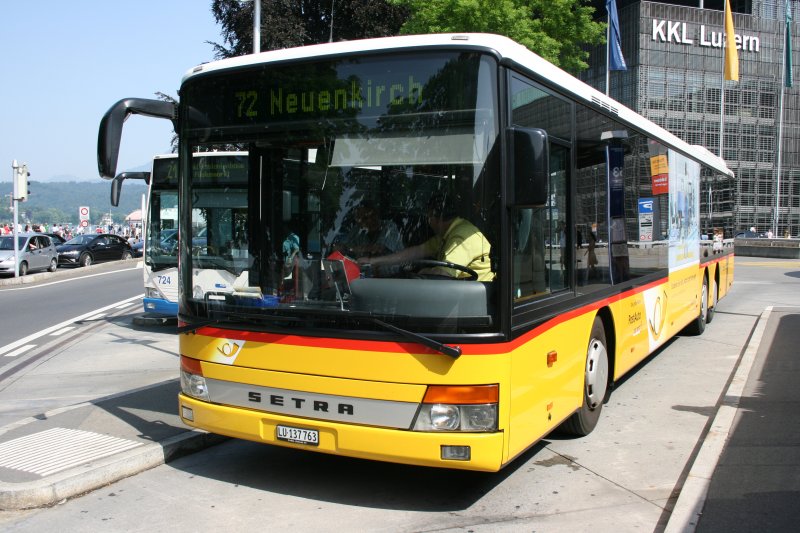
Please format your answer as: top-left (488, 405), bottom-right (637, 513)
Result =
top-left (561, 317), bottom-right (609, 436)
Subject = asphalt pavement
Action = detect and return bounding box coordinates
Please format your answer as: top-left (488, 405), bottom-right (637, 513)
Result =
top-left (0, 288), bottom-right (796, 532)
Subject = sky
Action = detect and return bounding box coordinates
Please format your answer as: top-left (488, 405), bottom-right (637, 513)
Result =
top-left (1, 1), bottom-right (225, 182)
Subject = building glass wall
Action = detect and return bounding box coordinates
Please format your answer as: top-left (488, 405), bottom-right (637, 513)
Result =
top-left (581, 1), bottom-right (799, 237)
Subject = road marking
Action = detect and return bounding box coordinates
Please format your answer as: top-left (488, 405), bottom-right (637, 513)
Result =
top-left (50, 326), bottom-right (76, 336)
top-left (83, 313), bottom-right (107, 321)
top-left (737, 261), bottom-right (800, 267)
top-left (0, 294), bottom-right (142, 357)
top-left (3, 345), bottom-right (36, 358)
top-left (0, 427), bottom-right (143, 477)
top-left (115, 301), bottom-right (139, 310)
top-left (0, 265), bottom-right (141, 291)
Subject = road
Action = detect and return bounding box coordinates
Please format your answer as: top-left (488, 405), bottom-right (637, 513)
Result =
top-left (0, 263), bottom-right (143, 367)
top-left (0, 258), bottom-right (797, 532)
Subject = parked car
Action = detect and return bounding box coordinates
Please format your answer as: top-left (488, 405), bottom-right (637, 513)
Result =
top-left (57, 234), bottom-right (133, 267)
top-left (0, 233), bottom-right (59, 276)
top-left (131, 239), bottom-right (144, 258)
top-left (734, 230), bottom-right (764, 239)
top-left (45, 233), bottom-right (67, 246)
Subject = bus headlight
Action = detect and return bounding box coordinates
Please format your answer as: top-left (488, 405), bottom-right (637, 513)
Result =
top-left (180, 356), bottom-right (209, 401)
top-left (412, 385), bottom-right (498, 432)
top-left (145, 286), bottom-right (164, 299)
top-left (430, 404), bottom-right (460, 430)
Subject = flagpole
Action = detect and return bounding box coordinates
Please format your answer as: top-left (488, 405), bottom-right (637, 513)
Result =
top-left (606, 17), bottom-right (611, 95)
top-left (718, 4), bottom-right (728, 158)
top-left (774, 2), bottom-right (789, 237)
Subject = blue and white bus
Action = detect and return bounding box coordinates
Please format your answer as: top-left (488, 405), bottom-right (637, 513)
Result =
top-left (112, 152), bottom-right (247, 316)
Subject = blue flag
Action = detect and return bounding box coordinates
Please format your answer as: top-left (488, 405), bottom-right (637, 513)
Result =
top-left (606, 0), bottom-right (627, 71)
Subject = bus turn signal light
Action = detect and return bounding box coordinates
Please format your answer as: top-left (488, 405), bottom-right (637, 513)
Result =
top-left (422, 384), bottom-right (498, 404)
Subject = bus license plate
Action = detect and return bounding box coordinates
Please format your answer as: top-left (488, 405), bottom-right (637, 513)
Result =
top-left (276, 425), bottom-right (319, 446)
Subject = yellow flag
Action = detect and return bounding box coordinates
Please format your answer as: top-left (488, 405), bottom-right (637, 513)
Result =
top-left (724, 0), bottom-right (739, 81)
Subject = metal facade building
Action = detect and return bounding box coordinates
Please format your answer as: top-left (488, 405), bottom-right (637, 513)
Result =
top-left (581, 0), bottom-right (798, 237)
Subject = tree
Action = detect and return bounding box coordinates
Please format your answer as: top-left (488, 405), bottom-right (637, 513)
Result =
top-left (393, 0), bottom-right (605, 72)
top-left (209, 0), bottom-right (409, 58)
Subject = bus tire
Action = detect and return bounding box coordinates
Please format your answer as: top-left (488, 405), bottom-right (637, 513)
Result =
top-left (706, 279), bottom-right (718, 324)
top-left (561, 316), bottom-right (609, 436)
top-left (684, 276), bottom-right (708, 335)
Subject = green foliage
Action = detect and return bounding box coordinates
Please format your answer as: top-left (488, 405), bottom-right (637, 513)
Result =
top-left (209, 0), bottom-right (408, 58)
top-left (393, 0), bottom-right (605, 72)
top-left (0, 181), bottom-right (147, 226)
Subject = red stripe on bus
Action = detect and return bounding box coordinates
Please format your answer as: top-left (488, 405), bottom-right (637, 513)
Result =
top-left (195, 276), bottom-right (669, 356)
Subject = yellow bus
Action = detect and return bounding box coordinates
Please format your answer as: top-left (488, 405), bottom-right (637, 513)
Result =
top-left (97, 34), bottom-right (734, 472)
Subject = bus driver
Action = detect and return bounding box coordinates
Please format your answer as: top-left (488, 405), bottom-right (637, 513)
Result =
top-left (358, 193), bottom-right (494, 282)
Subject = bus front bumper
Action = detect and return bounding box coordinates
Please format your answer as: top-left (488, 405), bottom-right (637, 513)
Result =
top-left (143, 297), bottom-right (178, 316)
top-left (179, 394), bottom-right (506, 472)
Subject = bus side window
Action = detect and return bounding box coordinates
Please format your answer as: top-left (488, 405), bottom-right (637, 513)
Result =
top-left (512, 207), bottom-right (547, 301)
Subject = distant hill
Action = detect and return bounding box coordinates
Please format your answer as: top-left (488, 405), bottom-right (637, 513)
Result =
top-left (0, 180), bottom-right (148, 226)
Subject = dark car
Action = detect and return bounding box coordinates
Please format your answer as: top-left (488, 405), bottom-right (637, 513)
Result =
top-left (45, 233), bottom-right (67, 246)
top-left (734, 230), bottom-right (764, 239)
top-left (0, 233), bottom-right (59, 276)
top-left (57, 234), bottom-right (133, 267)
top-left (131, 239), bottom-right (144, 258)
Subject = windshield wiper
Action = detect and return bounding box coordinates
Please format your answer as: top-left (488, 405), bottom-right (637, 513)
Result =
top-left (179, 308), bottom-right (460, 358)
top-left (178, 308), bottom-right (306, 334)
top-left (366, 317), bottom-right (461, 359)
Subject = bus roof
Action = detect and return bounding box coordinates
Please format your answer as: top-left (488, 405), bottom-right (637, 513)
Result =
top-left (182, 33), bottom-right (734, 178)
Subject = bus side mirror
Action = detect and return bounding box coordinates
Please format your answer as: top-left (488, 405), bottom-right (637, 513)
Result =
top-left (98, 98), bottom-right (177, 179)
top-left (111, 175), bottom-right (123, 207)
top-left (111, 172), bottom-right (151, 207)
top-left (508, 127), bottom-right (549, 206)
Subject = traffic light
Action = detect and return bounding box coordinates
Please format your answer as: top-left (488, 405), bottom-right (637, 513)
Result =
top-left (14, 163), bottom-right (30, 202)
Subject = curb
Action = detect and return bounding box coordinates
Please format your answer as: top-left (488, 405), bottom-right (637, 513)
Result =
top-left (663, 306), bottom-right (771, 533)
top-left (0, 430), bottom-right (226, 510)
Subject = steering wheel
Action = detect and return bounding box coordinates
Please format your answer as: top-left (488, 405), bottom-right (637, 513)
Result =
top-left (401, 259), bottom-right (479, 281)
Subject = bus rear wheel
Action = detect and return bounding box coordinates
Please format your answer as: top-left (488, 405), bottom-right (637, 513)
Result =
top-left (561, 316), bottom-right (609, 436)
top-left (706, 279), bottom-right (718, 324)
top-left (684, 276), bottom-right (708, 335)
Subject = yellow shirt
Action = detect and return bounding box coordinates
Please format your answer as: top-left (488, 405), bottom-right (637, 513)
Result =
top-left (423, 217), bottom-right (494, 281)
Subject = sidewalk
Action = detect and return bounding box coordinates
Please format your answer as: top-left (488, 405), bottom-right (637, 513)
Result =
top-left (666, 306), bottom-right (800, 532)
top-left (0, 304), bottom-right (795, 526)
top-left (0, 305), bottom-right (225, 511)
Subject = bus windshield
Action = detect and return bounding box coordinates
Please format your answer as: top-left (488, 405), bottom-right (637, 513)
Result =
top-left (181, 51), bottom-right (500, 333)
top-left (145, 156), bottom-right (179, 272)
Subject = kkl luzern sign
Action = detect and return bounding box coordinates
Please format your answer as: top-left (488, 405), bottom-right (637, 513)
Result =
top-left (652, 19), bottom-right (760, 52)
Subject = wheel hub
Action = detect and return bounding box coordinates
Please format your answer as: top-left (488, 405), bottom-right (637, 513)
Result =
top-left (585, 339), bottom-right (609, 409)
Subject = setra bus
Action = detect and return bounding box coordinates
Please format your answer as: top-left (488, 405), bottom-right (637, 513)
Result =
top-left (111, 153), bottom-right (247, 317)
top-left (97, 34), bottom-right (734, 471)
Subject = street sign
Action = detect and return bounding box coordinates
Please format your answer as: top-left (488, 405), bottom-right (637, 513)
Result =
top-left (79, 206), bottom-right (90, 220)
top-left (638, 198), bottom-right (654, 242)
top-left (80, 220), bottom-right (89, 228)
